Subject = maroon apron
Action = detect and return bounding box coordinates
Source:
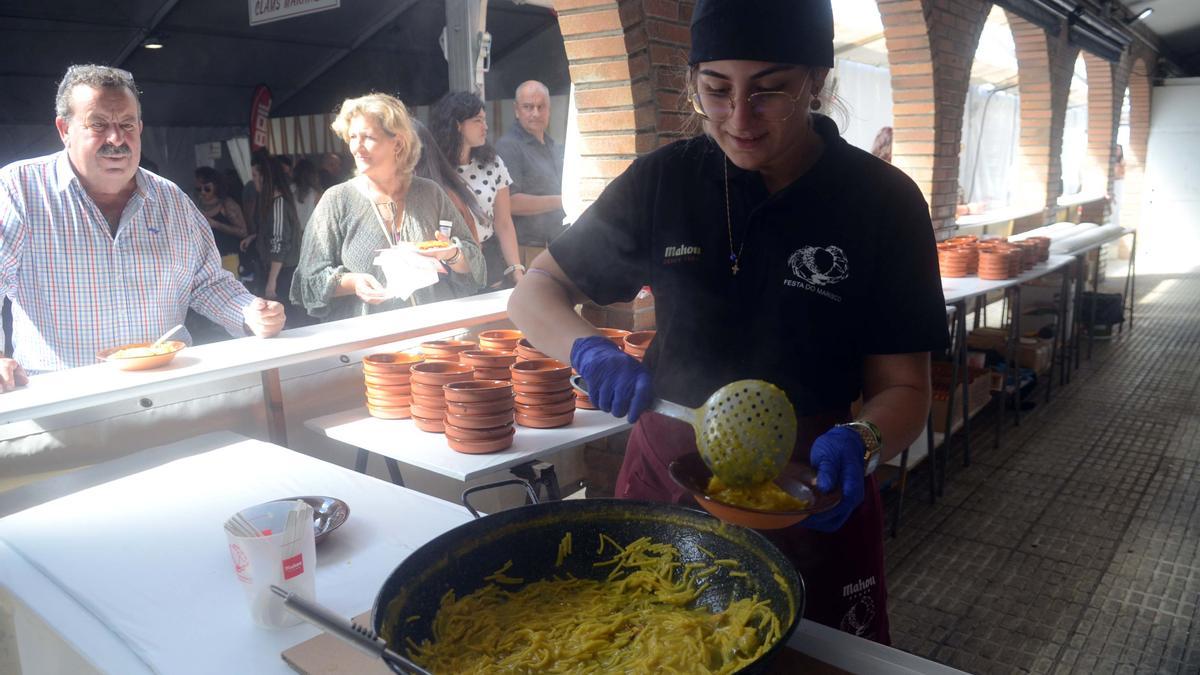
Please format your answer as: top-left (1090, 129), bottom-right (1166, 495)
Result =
top-left (615, 411), bottom-right (891, 645)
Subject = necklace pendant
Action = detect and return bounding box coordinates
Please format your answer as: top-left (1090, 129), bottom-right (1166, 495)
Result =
top-left (731, 262), bottom-right (740, 275)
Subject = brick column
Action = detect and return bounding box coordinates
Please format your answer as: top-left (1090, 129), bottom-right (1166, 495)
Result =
top-left (918, 0), bottom-right (991, 236)
top-left (1007, 11), bottom-right (1078, 218)
top-left (1117, 55), bottom-right (1152, 234)
top-left (875, 1), bottom-right (936, 214)
top-left (1081, 52), bottom-right (1115, 201)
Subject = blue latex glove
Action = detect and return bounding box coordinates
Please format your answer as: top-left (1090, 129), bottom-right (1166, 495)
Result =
top-left (570, 336), bottom-right (654, 423)
top-left (802, 426), bottom-right (866, 533)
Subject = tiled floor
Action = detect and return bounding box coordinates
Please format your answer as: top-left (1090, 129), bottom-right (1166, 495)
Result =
top-left (883, 268), bottom-right (1200, 674)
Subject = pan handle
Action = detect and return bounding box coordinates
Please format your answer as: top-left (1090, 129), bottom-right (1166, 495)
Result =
top-left (461, 478), bottom-right (539, 518)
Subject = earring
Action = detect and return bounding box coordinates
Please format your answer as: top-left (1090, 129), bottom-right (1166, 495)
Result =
top-left (810, 98), bottom-right (822, 111)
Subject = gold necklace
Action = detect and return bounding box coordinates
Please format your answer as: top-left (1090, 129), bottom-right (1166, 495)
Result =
top-left (723, 158), bottom-right (744, 275)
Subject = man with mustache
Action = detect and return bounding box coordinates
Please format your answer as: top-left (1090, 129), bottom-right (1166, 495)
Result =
top-left (0, 65), bottom-right (285, 389)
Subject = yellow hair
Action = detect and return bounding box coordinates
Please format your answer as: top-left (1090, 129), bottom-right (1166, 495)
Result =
top-left (331, 93), bottom-right (421, 177)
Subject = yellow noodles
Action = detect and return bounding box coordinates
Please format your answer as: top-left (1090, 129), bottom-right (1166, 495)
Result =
top-left (705, 476), bottom-right (811, 511)
top-left (407, 535), bottom-right (781, 674)
top-left (555, 531), bottom-right (573, 567)
top-left (110, 344), bottom-right (176, 359)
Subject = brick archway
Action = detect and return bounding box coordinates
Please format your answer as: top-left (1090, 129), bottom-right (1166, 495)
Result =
top-left (1080, 51), bottom-right (1115, 197)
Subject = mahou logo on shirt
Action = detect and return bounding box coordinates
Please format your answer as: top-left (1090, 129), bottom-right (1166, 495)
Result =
top-left (784, 245), bottom-right (848, 302)
top-left (663, 243), bottom-right (702, 264)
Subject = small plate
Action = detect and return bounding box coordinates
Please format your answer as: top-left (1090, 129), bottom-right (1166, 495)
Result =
top-left (98, 340), bottom-right (186, 371)
top-left (668, 453), bottom-right (840, 530)
top-left (268, 496), bottom-right (350, 545)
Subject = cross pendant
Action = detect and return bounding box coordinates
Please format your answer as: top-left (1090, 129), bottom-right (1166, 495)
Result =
top-left (731, 262), bottom-right (740, 275)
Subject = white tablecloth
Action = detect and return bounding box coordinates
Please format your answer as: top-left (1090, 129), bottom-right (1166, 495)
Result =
top-left (0, 432), bottom-right (473, 674)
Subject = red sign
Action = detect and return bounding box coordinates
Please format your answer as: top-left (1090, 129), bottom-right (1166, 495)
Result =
top-left (250, 84), bottom-right (273, 152)
top-left (282, 553), bottom-right (304, 580)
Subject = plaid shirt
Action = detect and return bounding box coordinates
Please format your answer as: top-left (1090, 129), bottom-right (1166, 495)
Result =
top-left (0, 152), bottom-right (254, 373)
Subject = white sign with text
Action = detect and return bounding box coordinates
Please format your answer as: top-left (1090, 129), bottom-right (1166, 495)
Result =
top-left (248, 0), bottom-right (339, 26)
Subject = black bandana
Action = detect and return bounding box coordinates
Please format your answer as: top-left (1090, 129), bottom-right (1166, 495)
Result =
top-left (688, 0), bottom-right (834, 67)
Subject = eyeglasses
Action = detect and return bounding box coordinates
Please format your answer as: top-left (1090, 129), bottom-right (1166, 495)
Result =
top-left (690, 90), bottom-right (806, 123)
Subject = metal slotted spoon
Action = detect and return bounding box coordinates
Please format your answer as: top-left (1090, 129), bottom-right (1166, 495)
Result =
top-left (571, 376), bottom-right (797, 487)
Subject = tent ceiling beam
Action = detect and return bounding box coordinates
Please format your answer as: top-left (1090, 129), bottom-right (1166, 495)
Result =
top-left (111, 0), bottom-right (184, 68)
top-left (273, 0), bottom-right (422, 109)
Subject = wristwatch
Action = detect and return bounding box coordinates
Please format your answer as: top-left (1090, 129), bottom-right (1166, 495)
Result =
top-left (838, 420), bottom-right (883, 475)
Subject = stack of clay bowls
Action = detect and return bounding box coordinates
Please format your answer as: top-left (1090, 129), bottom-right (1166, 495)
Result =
top-left (1014, 240), bottom-right (1040, 271)
top-left (1025, 236), bottom-right (1051, 262)
top-left (943, 236), bottom-right (980, 275)
top-left (408, 361), bottom-right (475, 432)
top-left (362, 353), bottom-right (423, 419)
top-left (460, 349), bottom-right (518, 382)
top-left (420, 339), bottom-right (478, 363)
top-left (510, 359), bottom-right (575, 428)
top-left (515, 338), bottom-right (551, 362)
top-left (477, 329), bottom-right (523, 352)
top-left (977, 246), bottom-right (1014, 281)
top-left (937, 242), bottom-right (972, 278)
top-left (622, 330), bottom-right (655, 362)
top-left (442, 380), bottom-right (516, 453)
top-left (597, 327), bottom-right (630, 345)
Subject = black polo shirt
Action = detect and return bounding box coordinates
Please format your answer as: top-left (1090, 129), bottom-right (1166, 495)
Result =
top-left (495, 123), bottom-right (566, 245)
top-left (550, 115), bottom-right (949, 415)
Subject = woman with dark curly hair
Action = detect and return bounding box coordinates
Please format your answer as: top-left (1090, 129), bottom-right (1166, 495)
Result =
top-left (430, 92), bottom-right (525, 289)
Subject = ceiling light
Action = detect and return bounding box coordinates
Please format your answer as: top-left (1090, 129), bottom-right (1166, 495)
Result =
top-left (1136, 8), bottom-right (1153, 20)
top-left (142, 36), bottom-right (163, 49)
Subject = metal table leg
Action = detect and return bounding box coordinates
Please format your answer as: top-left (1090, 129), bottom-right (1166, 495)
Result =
top-left (354, 448), bottom-right (369, 473)
top-left (511, 461), bottom-right (562, 501)
top-left (1008, 286), bottom-right (1023, 427)
top-left (1121, 229), bottom-right (1137, 334)
top-left (261, 368), bottom-right (288, 446)
top-left (384, 458), bottom-right (406, 487)
top-left (1088, 249), bottom-right (1100, 360)
top-left (1073, 255), bottom-right (1085, 371)
top-left (957, 302), bottom-right (972, 468)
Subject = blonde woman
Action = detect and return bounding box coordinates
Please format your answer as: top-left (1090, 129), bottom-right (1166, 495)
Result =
top-left (292, 94), bottom-right (484, 320)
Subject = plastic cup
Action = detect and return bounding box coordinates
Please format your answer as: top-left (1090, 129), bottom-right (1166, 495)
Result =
top-left (224, 499), bottom-right (316, 628)
top-left (438, 219), bottom-right (453, 237)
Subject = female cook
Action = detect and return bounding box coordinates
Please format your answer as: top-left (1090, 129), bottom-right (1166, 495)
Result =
top-left (508, 0), bottom-right (949, 643)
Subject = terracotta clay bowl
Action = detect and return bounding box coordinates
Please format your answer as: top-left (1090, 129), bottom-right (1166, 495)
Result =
top-left (515, 389), bottom-right (576, 406)
top-left (362, 353), bottom-right (423, 374)
top-left (622, 330), bottom-right (655, 354)
top-left (446, 428), bottom-right (516, 454)
top-left (364, 381), bottom-right (411, 395)
top-left (459, 350), bottom-right (518, 370)
top-left (420, 340), bottom-right (478, 362)
top-left (515, 339), bottom-right (550, 362)
top-left (442, 379), bottom-right (514, 403)
top-left (367, 404), bottom-right (412, 420)
top-left (409, 382), bottom-right (449, 399)
top-left (667, 452), bottom-right (841, 530)
top-left (410, 403), bottom-right (447, 420)
top-left (573, 389), bottom-right (597, 410)
top-left (365, 390), bottom-right (412, 405)
top-left (477, 329), bottom-right (523, 352)
top-left (98, 340), bottom-right (186, 371)
top-left (515, 398), bottom-right (577, 417)
top-left (410, 361), bottom-right (475, 386)
top-left (410, 394), bottom-right (448, 411)
top-left (445, 397), bottom-right (515, 417)
top-left (411, 414), bottom-right (445, 434)
top-left (443, 421), bottom-right (514, 441)
top-left (512, 380), bottom-right (574, 396)
top-left (363, 371), bottom-right (412, 388)
top-left (472, 367), bottom-right (513, 381)
top-left (597, 327), bottom-right (630, 345)
top-left (510, 358), bottom-right (572, 382)
top-left (515, 410), bottom-right (575, 429)
top-left (444, 410), bottom-right (515, 430)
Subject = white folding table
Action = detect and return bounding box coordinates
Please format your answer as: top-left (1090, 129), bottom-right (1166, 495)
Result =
top-left (305, 407), bottom-right (630, 500)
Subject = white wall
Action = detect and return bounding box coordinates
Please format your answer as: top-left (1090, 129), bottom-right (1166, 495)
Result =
top-left (1142, 78), bottom-right (1200, 274)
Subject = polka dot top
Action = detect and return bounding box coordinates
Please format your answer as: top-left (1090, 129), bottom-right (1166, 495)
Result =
top-left (456, 156), bottom-right (513, 242)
